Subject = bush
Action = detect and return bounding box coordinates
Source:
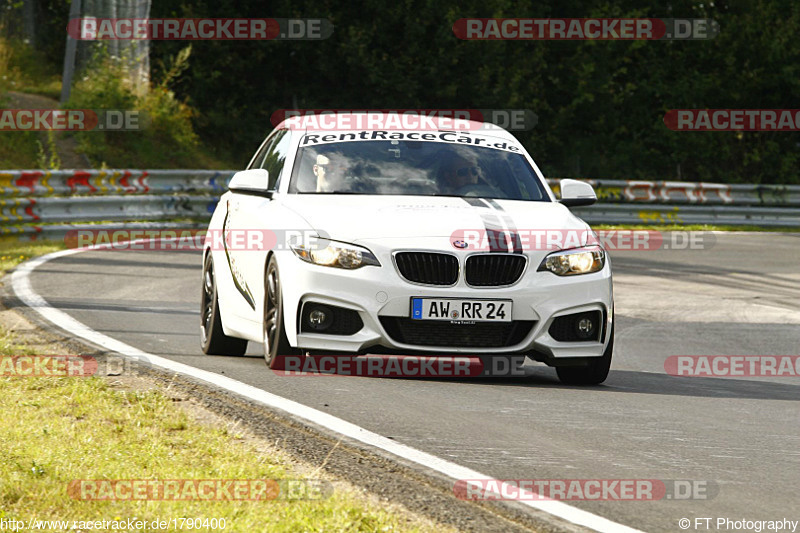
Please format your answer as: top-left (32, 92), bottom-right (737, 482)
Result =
top-left (0, 33), bottom-right (61, 98)
top-left (65, 46), bottom-right (225, 169)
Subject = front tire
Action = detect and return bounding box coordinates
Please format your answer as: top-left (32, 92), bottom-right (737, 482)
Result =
top-left (263, 256), bottom-right (300, 369)
top-left (556, 324), bottom-right (614, 385)
top-left (201, 253), bottom-right (248, 356)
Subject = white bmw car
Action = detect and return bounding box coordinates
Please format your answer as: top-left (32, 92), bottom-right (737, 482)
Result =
top-left (201, 113), bottom-right (614, 384)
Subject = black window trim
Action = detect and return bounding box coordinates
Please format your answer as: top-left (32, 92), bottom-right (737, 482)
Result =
top-left (262, 129), bottom-right (291, 191)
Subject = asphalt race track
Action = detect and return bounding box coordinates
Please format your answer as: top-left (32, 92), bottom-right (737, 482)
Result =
top-left (20, 232), bottom-right (800, 532)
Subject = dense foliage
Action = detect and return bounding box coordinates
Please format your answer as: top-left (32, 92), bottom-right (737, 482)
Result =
top-left (9, 0), bottom-right (800, 182)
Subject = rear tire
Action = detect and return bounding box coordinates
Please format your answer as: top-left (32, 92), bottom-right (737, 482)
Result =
top-left (556, 324), bottom-right (614, 385)
top-left (201, 254), bottom-right (248, 356)
top-left (263, 256), bottom-right (301, 370)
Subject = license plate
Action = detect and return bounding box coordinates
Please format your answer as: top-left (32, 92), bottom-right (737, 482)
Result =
top-left (411, 298), bottom-right (512, 322)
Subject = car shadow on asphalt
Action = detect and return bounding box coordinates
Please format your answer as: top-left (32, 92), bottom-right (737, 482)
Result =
top-left (446, 367), bottom-right (800, 401)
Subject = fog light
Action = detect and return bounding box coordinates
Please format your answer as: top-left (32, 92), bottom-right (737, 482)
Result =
top-left (549, 311), bottom-right (603, 342)
top-left (309, 310), bottom-right (327, 325)
top-left (576, 317), bottom-right (595, 339)
top-left (301, 303), bottom-right (364, 335)
top-left (304, 305), bottom-right (333, 331)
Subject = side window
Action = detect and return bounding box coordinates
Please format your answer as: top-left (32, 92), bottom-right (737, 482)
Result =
top-left (247, 136), bottom-right (274, 170)
top-left (260, 129), bottom-right (291, 190)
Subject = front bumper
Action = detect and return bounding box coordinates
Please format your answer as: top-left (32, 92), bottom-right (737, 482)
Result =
top-left (277, 241), bottom-right (613, 360)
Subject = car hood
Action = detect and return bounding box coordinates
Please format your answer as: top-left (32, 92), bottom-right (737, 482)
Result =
top-left (280, 195), bottom-right (591, 245)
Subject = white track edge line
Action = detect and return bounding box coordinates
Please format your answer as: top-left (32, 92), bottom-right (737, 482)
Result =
top-left (11, 247), bottom-right (644, 533)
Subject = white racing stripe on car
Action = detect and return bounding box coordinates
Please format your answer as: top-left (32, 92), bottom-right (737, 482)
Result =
top-left (482, 198), bottom-right (525, 254)
top-left (482, 212), bottom-right (524, 254)
top-left (462, 197), bottom-right (524, 253)
top-left (11, 248), bottom-right (642, 533)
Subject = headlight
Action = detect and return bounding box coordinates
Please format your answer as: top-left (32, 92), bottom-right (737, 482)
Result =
top-left (290, 240), bottom-right (380, 269)
top-left (538, 246), bottom-right (605, 276)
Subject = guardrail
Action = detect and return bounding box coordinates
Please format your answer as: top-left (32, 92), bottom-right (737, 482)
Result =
top-left (546, 179), bottom-right (800, 206)
top-left (0, 170), bottom-right (797, 240)
top-left (0, 170), bottom-right (233, 197)
top-left (572, 203), bottom-right (800, 227)
top-left (0, 170), bottom-right (234, 239)
top-left (544, 179), bottom-right (800, 227)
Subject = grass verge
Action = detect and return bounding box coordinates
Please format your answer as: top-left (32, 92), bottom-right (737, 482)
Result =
top-left (0, 240), bottom-right (439, 532)
top-left (0, 374), bottom-right (431, 531)
top-left (0, 239), bottom-right (65, 276)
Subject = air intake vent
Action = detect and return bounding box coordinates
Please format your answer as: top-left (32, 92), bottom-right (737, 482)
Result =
top-left (465, 254), bottom-right (527, 286)
top-left (394, 252), bottom-right (459, 286)
top-left (379, 318), bottom-right (535, 348)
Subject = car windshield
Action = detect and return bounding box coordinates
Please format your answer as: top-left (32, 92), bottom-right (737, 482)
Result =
top-left (288, 136), bottom-right (550, 201)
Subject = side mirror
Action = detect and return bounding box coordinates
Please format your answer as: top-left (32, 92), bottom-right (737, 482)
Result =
top-left (558, 179), bottom-right (597, 207)
top-left (229, 169), bottom-right (270, 195)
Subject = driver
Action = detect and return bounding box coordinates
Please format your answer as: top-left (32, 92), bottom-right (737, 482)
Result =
top-left (312, 154), bottom-right (348, 192)
top-left (437, 153), bottom-right (482, 194)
